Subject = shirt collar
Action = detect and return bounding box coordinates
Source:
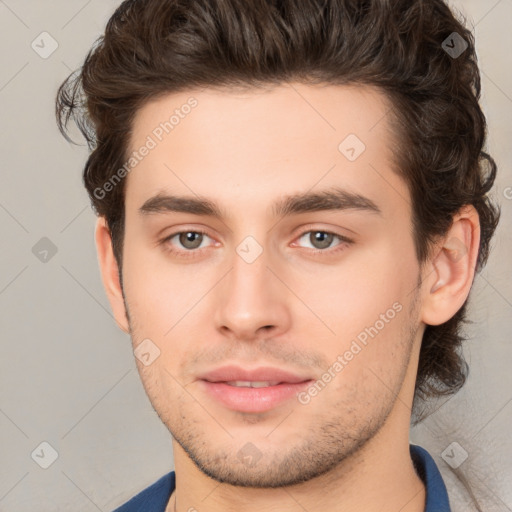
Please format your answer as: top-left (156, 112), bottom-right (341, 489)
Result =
top-left (410, 444), bottom-right (452, 511)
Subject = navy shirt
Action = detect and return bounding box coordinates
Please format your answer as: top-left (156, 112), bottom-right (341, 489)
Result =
top-left (112, 444), bottom-right (451, 511)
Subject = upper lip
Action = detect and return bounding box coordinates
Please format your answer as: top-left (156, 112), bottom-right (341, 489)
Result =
top-left (199, 365), bottom-right (312, 384)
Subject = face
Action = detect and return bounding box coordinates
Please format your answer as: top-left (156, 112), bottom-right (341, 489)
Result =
top-left (120, 83), bottom-right (424, 487)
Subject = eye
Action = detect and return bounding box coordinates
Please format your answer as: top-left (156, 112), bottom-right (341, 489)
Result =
top-left (160, 228), bottom-right (352, 258)
top-left (163, 230), bottom-right (214, 253)
top-left (295, 230), bottom-right (352, 252)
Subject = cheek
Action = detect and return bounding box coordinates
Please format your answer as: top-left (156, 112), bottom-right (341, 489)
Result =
top-left (121, 243), bottom-right (211, 334)
top-left (300, 246), bottom-right (418, 387)
top-left (304, 248), bottom-right (413, 332)
top-left (310, 303), bottom-right (414, 421)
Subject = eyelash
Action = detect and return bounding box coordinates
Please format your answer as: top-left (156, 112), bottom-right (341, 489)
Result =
top-left (160, 227), bottom-right (353, 259)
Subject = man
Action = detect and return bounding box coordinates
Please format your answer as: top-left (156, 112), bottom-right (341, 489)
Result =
top-left (56, 0), bottom-right (499, 510)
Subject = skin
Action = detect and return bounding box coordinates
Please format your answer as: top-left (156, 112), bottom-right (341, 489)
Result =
top-left (95, 83), bottom-right (480, 512)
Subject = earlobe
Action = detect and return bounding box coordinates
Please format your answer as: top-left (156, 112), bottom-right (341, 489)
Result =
top-left (95, 217), bottom-right (130, 334)
top-left (421, 206), bottom-right (481, 326)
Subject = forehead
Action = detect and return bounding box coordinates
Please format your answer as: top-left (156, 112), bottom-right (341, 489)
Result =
top-left (124, 83), bottom-right (408, 221)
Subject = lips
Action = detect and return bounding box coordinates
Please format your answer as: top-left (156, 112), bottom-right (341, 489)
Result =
top-left (198, 365), bottom-right (313, 413)
top-left (199, 365), bottom-right (311, 385)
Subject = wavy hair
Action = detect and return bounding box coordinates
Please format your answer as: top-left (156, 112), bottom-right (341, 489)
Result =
top-left (56, 0), bottom-right (500, 413)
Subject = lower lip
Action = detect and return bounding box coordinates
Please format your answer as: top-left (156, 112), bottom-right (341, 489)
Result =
top-left (200, 380), bottom-right (313, 413)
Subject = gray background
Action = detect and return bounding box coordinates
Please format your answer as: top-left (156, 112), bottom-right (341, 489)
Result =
top-left (0, 0), bottom-right (510, 510)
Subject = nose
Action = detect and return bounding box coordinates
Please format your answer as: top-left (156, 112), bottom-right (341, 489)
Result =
top-left (213, 243), bottom-right (292, 342)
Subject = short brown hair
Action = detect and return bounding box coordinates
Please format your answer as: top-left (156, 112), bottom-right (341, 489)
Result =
top-left (56, 0), bottom-right (500, 416)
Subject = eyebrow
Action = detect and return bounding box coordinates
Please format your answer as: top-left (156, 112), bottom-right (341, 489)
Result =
top-left (138, 187), bottom-right (382, 219)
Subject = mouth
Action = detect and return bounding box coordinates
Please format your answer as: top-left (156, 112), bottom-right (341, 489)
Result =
top-left (222, 380), bottom-right (283, 388)
top-left (198, 365), bottom-right (314, 413)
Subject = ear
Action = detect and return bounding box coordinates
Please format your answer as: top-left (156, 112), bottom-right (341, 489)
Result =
top-left (420, 205), bottom-right (481, 326)
top-left (95, 216), bottom-right (130, 334)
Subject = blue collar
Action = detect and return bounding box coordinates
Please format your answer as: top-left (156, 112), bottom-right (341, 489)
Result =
top-left (410, 444), bottom-right (452, 511)
top-left (113, 444), bottom-right (451, 511)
